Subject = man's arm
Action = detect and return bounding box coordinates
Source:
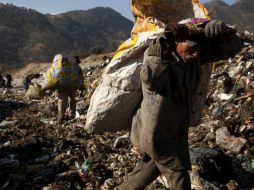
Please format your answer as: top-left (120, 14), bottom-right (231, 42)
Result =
top-left (201, 20), bottom-right (242, 62)
top-left (141, 36), bottom-right (172, 93)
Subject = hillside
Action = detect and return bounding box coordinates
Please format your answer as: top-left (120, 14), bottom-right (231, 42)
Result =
top-left (204, 0), bottom-right (254, 32)
top-left (0, 3), bottom-right (133, 66)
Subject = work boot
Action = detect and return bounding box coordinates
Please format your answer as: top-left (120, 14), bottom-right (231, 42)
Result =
top-left (57, 113), bottom-right (64, 124)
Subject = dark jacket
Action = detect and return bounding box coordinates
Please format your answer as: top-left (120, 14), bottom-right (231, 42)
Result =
top-left (130, 33), bottom-right (242, 170)
top-left (23, 74), bottom-right (40, 90)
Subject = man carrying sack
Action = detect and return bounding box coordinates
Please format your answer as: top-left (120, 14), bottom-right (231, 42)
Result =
top-left (116, 16), bottom-right (242, 190)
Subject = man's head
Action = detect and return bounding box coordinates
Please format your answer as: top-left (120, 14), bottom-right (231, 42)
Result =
top-left (176, 40), bottom-right (201, 63)
top-left (103, 56), bottom-right (108, 62)
top-left (35, 74), bottom-right (41, 78)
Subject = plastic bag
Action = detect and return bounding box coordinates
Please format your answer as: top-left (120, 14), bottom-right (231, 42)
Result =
top-left (25, 83), bottom-right (42, 99)
top-left (43, 54), bottom-right (83, 91)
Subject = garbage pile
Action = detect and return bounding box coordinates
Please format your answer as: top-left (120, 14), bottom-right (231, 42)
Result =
top-left (0, 57), bottom-right (137, 190)
top-left (189, 32), bottom-right (254, 189)
top-left (0, 34), bottom-right (254, 189)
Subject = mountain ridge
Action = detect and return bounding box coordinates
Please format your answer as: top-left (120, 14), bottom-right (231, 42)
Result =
top-left (0, 4), bottom-right (133, 66)
top-left (1, 1), bottom-right (253, 67)
top-left (204, 0), bottom-right (254, 32)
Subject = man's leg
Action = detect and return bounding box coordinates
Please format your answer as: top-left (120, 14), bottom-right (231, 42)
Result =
top-left (57, 91), bottom-right (68, 123)
top-left (156, 163), bottom-right (191, 190)
top-left (69, 91), bottom-right (76, 118)
top-left (7, 81), bottom-right (11, 88)
top-left (116, 157), bottom-right (160, 190)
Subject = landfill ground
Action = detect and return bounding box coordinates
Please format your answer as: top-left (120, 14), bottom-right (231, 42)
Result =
top-left (1, 34), bottom-right (254, 190)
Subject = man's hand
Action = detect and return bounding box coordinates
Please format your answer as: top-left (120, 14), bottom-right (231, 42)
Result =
top-left (205, 20), bottom-right (227, 39)
top-left (147, 35), bottom-right (165, 57)
top-left (147, 34), bottom-right (175, 61)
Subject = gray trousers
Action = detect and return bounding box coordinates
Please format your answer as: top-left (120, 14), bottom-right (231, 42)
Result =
top-left (116, 156), bottom-right (191, 190)
top-left (57, 91), bottom-right (76, 116)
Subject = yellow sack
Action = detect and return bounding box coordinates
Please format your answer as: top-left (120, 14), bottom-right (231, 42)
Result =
top-left (43, 54), bottom-right (83, 91)
top-left (131, 0), bottom-right (210, 28)
top-left (112, 0), bottom-right (210, 61)
top-left (25, 83), bottom-right (41, 99)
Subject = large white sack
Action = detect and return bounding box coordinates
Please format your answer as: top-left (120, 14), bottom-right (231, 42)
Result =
top-left (85, 31), bottom-right (163, 133)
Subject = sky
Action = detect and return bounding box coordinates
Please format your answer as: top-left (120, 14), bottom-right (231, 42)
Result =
top-left (0, 0), bottom-right (236, 21)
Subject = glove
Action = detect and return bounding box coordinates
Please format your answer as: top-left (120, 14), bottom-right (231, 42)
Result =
top-left (147, 35), bottom-right (166, 57)
top-left (147, 34), bottom-right (174, 59)
top-left (205, 20), bottom-right (227, 39)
